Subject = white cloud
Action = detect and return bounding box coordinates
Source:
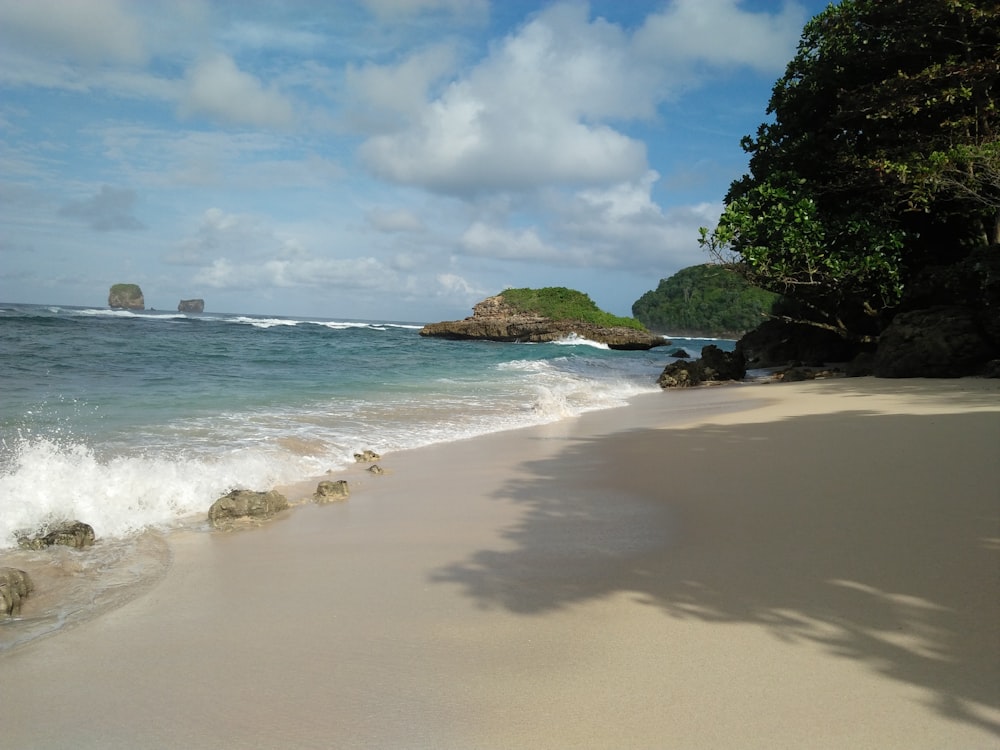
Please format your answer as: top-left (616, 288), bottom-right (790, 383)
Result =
top-left (578, 171), bottom-right (664, 221)
top-left (172, 208), bottom-right (396, 297)
top-left (358, 1), bottom-right (806, 196)
top-left (345, 45), bottom-right (458, 131)
top-left (635, 0), bottom-right (807, 74)
top-left (180, 53), bottom-right (295, 128)
top-left (367, 208), bottom-right (427, 233)
top-left (460, 222), bottom-right (560, 261)
top-left (0, 0), bottom-right (146, 64)
top-left (450, 172), bottom-right (720, 276)
top-left (359, 3), bottom-right (651, 193)
top-left (194, 255), bottom-right (389, 291)
top-left (434, 272), bottom-right (489, 307)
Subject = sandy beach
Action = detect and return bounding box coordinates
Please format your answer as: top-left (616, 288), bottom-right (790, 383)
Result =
top-left (2, 377), bottom-right (999, 749)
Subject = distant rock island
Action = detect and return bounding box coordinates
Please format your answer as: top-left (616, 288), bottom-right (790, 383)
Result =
top-left (108, 283), bottom-right (144, 310)
top-left (178, 299), bottom-right (205, 313)
top-left (420, 288), bottom-right (667, 351)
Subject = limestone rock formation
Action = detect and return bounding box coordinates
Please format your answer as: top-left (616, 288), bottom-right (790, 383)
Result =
top-left (313, 480), bottom-right (350, 504)
top-left (420, 295), bottom-right (666, 350)
top-left (108, 283), bottom-right (144, 310)
top-left (354, 450), bottom-right (380, 462)
top-left (1, 567), bottom-right (34, 617)
top-left (18, 520), bottom-right (96, 550)
top-left (208, 489), bottom-right (289, 528)
top-left (178, 298), bottom-right (205, 313)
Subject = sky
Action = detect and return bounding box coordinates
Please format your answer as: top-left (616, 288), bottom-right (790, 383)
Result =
top-left (0, 0), bottom-right (831, 323)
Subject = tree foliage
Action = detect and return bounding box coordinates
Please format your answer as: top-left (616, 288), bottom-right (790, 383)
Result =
top-left (700, 0), bottom-right (999, 340)
top-left (632, 264), bottom-right (778, 336)
top-left (500, 287), bottom-right (647, 331)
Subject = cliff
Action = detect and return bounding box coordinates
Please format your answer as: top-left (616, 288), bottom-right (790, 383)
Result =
top-left (108, 283), bottom-right (144, 310)
top-left (420, 294), bottom-right (667, 351)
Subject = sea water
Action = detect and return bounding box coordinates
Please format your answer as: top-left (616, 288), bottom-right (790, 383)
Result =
top-left (0, 303), bottom-right (732, 548)
top-left (0, 302), bottom-right (735, 647)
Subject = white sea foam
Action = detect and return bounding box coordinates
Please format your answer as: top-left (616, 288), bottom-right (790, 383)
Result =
top-left (228, 316), bottom-right (299, 328)
top-left (552, 333), bottom-right (610, 349)
top-left (0, 436), bottom-right (331, 550)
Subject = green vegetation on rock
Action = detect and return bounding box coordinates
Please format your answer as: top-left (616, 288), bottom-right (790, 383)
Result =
top-left (108, 283), bottom-right (144, 309)
top-left (501, 287), bottom-right (647, 331)
top-left (632, 265), bottom-right (778, 336)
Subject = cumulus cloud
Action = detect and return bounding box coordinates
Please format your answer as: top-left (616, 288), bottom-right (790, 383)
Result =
top-left (167, 208), bottom-right (288, 265)
top-left (345, 45), bottom-right (458, 131)
top-left (181, 53), bottom-right (295, 128)
top-left (0, 0), bottom-right (146, 64)
top-left (59, 186), bottom-right (145, 231)
top-left (359, 3), bottom-right (650, 194)
top-left (450, 172), bottom-right (719, 276)
top-left (635, 0), bottom-right (808, 74)
top-left (357, 1), bottom-right (806, 196)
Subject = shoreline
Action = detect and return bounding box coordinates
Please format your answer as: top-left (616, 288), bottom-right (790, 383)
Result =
top-left (2, 377), bottom-right (999, 748)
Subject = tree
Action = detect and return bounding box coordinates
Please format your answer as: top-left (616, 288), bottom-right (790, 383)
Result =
top-left (700, 0), bottom-right (999, 341)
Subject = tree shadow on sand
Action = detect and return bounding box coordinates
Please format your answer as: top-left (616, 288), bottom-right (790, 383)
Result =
top-left (430, 407), bottom-right (1000, 737)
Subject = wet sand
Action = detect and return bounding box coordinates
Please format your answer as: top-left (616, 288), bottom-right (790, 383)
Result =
top-left (2, 377), bottom-right (998, 749)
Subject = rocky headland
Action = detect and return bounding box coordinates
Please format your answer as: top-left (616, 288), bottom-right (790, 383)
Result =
top-left (108, 283), bottom-right (144, 310)
top-left (420, 293), bottom-right (667, 351)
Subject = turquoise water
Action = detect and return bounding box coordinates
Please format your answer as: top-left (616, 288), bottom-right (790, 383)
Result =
top-left (0, 303), bottom-right (732, 548)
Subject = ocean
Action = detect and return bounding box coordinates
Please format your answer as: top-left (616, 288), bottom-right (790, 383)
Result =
top-left (0, 302), bottom-right (736, 646)
top-left (0, 302), bottom-right (735, 549)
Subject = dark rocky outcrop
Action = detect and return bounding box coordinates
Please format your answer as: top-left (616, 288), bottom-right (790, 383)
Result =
top-left (1, 567), bottom-right (34, 617)
top-left (870, 245), bottom-right (1000, 377)
top-left (658, 345), bottom-right (746, 388)
top-left (108, 283), bottom-right (144, 310)
top-left (735, 243), bottom-right (1000, 378)
top-left (18, 520), bottom-right (96, 550)
top-left (736, 319), bottom-right (861, 369)
top-left (420, 295), bottom-right (666, 351)
top-left (178, 298), bottom-right (205, 313)
top-left (313, 480), bottom-right (350, 504)
top-left (208, 489), bottom-right (289, 528)
top-left (873, 306), bottom-right (997, 378)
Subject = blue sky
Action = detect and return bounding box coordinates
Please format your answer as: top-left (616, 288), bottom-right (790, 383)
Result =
top-left (0, 0), bottom-right (830, 322)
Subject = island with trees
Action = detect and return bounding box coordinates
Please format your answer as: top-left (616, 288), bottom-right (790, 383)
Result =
top-left (420, 287), bottom-right (666, 350)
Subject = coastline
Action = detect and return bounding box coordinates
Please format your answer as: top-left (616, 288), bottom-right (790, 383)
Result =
top-left (2, 377), bottom-right (999, 748)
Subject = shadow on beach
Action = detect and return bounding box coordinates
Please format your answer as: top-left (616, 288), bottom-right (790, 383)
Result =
top-left (431, 405), bottom-right (1000, 737)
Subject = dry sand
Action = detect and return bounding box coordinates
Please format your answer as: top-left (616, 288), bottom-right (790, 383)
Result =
top-left (1, 377), bottom-right (998, 749)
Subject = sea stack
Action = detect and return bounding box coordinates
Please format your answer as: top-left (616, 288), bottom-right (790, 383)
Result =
top-left (108, 283), bottom-right (144, 310)
top-left (178, 299), bottom-right (205, 313)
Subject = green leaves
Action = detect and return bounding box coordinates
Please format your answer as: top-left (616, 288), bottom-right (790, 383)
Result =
top-left (500, 287), bottom-right (647, 331)
top-left (699, 0), bottom-right (999, 340)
